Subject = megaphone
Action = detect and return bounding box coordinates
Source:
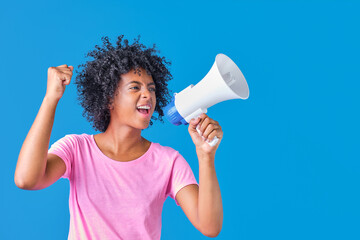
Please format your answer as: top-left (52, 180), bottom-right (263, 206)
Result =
top-left (164, 53), bottom-right (249, 146)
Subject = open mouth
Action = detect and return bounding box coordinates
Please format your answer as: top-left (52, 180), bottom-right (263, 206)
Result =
top-left (137, 108), bottom-right (150, 116)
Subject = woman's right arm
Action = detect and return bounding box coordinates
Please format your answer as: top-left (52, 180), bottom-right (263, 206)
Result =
top-left (14, 65), bottom-right (74, 189)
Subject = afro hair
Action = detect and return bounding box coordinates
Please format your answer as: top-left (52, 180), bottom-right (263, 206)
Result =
top-left (74, 35), bottom-right (173, 132)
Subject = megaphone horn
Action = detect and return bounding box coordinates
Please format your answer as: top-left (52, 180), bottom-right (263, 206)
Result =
top-left (164, 53), bottom-right (249, 146)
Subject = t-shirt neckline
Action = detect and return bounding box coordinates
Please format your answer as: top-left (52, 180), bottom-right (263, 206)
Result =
top-left (90, 134), bottom-right (154, 165)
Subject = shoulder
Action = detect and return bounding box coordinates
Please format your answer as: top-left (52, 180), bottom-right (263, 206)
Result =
top-left (151, 142), bottom-right (184, 162)
top-left (152, 142), bottom-right (178, 154)
top-left (53, 133), bottom-right (91, 147)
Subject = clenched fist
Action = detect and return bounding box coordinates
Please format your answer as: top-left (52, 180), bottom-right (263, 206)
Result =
top-left (45, 64), bottom-right (74, 102)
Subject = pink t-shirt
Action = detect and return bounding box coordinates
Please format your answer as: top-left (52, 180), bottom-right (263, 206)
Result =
top-left (48, 133), bottom-right (198, 240)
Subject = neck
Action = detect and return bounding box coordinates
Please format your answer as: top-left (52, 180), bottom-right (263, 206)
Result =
top-left (100, 124), bottom-right (145, 155)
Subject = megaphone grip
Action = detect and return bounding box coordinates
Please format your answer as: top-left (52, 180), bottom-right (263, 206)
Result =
top-left (196, 124), bottom-right (219, 147)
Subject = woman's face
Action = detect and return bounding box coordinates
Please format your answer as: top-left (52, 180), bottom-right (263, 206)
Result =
top-left (109, 68), bottom-right (157, 130)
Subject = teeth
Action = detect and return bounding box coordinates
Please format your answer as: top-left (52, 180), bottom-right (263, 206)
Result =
top-left (137, 106), bottom-right (150, 109)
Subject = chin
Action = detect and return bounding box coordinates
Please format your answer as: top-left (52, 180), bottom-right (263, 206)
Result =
top-left (141, 122), bottom-right (151, 130)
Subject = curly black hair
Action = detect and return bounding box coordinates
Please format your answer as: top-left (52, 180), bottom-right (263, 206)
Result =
top-left (74, 35), bottom-right (173, 132)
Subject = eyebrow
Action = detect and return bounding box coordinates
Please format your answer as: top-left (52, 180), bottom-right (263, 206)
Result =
top-left (127, 81), bottom-right (156, 86)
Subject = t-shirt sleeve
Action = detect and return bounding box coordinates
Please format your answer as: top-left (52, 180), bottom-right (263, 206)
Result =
top-left (166, 150), bottom-right (199, 206)
top-left (47, 134), bottom-right (76, 180)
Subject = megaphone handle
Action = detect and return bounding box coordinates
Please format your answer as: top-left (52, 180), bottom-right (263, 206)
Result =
top-left (196, 124), bottom-right (219, 147)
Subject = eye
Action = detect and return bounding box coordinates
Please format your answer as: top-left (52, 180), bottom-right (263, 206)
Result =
top-left (130, 86), bottom-right (156, 92)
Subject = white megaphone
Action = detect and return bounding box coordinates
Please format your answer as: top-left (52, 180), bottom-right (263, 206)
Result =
top-left (164, 53), bottom-right (249, 146)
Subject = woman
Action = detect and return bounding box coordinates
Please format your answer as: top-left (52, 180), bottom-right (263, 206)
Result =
top-left (15, 35), bottom-right (223, 239)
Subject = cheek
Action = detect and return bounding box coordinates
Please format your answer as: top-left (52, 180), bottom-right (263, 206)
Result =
top-left (117, 94), bottom-right (134, 106)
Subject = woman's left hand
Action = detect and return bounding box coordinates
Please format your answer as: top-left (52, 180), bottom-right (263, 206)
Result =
top-left (188, 113), bottom-right (223, 156)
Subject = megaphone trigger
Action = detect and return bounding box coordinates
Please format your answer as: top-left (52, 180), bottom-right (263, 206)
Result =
top-left (195, 122), bottom-right (219, 147)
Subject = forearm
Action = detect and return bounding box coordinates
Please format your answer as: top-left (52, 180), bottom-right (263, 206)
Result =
top-left (15, 96), bottom-right (59, 188)
top-left (197, 152), bottom-right (223, 236)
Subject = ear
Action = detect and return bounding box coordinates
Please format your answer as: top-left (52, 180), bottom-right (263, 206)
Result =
top-left (107, 97), bottom-right (114, 110)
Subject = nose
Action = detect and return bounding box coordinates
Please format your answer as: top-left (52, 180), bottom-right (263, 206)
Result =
top-left (141, 88), bottom-right (152, 99)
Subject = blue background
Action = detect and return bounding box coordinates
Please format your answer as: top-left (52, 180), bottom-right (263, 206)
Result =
top-left (2, 0), bottom-right (359, 239)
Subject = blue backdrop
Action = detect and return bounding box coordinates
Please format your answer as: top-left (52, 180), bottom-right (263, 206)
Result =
top-left (2, 0), bottom-right (359, 239)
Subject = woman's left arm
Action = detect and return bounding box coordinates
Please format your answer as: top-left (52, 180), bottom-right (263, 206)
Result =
top-left (196, 152), bottom-right (223, 237)
top-left (190, 113), bottom-right (224, 237)
top-left (176, 113), bottom-right (224, 237)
